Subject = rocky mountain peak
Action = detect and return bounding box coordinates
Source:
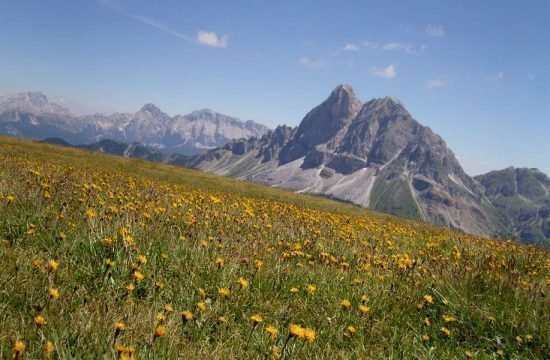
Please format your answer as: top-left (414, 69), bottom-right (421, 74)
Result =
top-left (25, 91), bottom-right (49, 106)
top-left (278, 85), bottom-right (363, 163)
top-left (139, 103), bottom-right (162, 114)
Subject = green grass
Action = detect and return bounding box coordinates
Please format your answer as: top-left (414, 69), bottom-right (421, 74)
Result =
top-left (0, 135), bottom-right (548, 359)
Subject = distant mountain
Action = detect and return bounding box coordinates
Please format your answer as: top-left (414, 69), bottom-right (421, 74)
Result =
top-left (189, 85), bottom-right (548, 245)
top-left (0, 92), bottom-right (269, 155)
top-left (476, 167), bottom-right (550, 244)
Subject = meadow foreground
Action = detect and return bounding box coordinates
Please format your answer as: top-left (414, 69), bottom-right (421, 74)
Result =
top-left (0, 137), bottom-right (548, 359)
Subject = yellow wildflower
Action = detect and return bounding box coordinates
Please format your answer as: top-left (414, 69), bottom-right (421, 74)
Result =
top-left (266, 325), bottom-right (278, 340)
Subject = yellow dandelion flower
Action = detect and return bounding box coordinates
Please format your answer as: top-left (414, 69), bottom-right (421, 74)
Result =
top-left (442, 315), bottom-right (457, 323)
top-left (440, 327), bottom-right (451, 337)
top-left (266, 325), bottom-right (278, 340)
top-left (254, 260), bottom-right (264, 270)
top-left (32, 259), bottom-right (42, 268)
top-left (422, 334), bottom-right (430, 341)
top-left (424, 317), bottom-right (431, 326)
top-left (48, 288), bottom-right (59, 300)
top-left (250, 314), bottom-right (264, 325)
top-left (303, 328), bottom-right (316, 342)
top-left (218, 316), bottom-right (228, 324)
top-left (35, 315), bottom-right (47, 327)
top-left (164, 304), bottom-right (173, 313)
top-left (181, 310), bottom-right (193, 321)
top-left (125, 283), bottom-right (135, 293)
top-left (154, 325), bottom-right (166, 338)
top-left (423, 295), bottom-right (434, 304)
top-left (115, 322), bottom-right (126, 331)
top-left (86, 208), bottom-right (97, 218)
top-left (289, 324), bottom-right (304, 338)
top-left (156, 312), bottom-right (166, 323)
top-left (359, 304), bottom-right (370, 314)
top-left (137, 255), bottom-right (147, 265)
top-left (525, 334), bottom-right (533, 342)
top-left (13, 340), bottom-right (25, 356)
top-left (197, 302), bottom-right (207, 312)
top-left (290, 287), bottom-right (299, 293)
top-left (361, 295), bottom-right (369, 303)
top-left (347, 325), bottom-right (357, 334)
top-left (306, 284), bottom-right (316, 294)
top-left (237, 277), bottom-right (249, 288)
top-left (43, 341), bottom-right (54, 354)
top-left (133, 271), bottom-right (144, 282)
top-left (218, 288), bottom-right (231, 298)
top-left (341, 299), bottom-right (351, 310)
top-left (46, 259), bottom-right (59, 272)
top-left (102, 238), bottom-right (113, 247)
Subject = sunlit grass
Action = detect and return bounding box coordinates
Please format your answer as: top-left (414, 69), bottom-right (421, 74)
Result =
top-left (0, 135), bottom-right (548, 358)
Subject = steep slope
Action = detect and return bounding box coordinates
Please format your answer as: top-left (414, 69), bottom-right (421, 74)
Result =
top-left (0, 92), bottom-right (269, 155)
top-left (476, 167), bottom-right (550, 245)
top-left (191, 84), bottom-right (512, 239)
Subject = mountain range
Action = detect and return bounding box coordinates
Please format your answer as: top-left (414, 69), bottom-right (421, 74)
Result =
top-left (1, 87), bottom-right (548, 245)
top-left (188, 85), bottom-right (549, 245)
top-left (0, 91), bottom-right (269, 154)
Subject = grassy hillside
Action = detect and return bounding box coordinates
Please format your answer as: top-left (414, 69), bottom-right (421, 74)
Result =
top-left (0, 135), bottom-right (548, 359)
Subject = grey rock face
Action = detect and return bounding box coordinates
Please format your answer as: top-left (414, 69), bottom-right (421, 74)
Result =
top-left (190, 84), bottom-right (547, 244)
top-left (279, 84), bottom-right (362, 164)
top-left (0, 92), bottom-right (270, 155)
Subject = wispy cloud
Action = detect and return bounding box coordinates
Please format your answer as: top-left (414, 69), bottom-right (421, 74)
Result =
top-left (423, 77), bottom-right (447, 90)
top-left (486, 72), bottom-right (504, 81)
top-left (381, 42), bottom-right (425, 54)
top-left (129, 14), bottom-right (192, 41)
top-left (370, 65), bottom-right (396, 79)
top-left (197, 31), bottom-right (229, 48)
top-left (426, 25), bottom-right (445, 38)
top-left (98, 0), bottom-right (228, 48)
top-left (298, 57), bottom-right (327, 69)
top-left (343, 43), bottom-right (360, 52)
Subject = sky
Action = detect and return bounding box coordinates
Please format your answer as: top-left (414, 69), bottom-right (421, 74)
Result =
top-left (0, 0), bottom-right (548, 176)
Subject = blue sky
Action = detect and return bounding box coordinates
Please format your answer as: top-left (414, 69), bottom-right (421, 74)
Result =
top-left (0, 0), bottom-right (548, 175)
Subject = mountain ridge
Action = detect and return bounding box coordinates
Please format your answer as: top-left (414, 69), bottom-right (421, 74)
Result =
top-left (0, 91), bottom-right (270, 155)
top-left (188, 84), bottom-right (548, 245)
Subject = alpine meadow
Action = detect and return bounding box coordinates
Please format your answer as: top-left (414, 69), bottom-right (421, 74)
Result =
top-left (1, 1), bottom-right (549, 359)
top-left (0, 136), bottom-right (548, 359)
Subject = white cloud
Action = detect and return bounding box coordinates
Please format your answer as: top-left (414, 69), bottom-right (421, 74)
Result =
top-left (426, 25), bottom-right (445, 37)
top-left (343, 43), bottom-right (360, 52)
top-left (362, 40), bottom-right (379, 49)
top-left (423, 77), bottom-right (447, 90)
top-left (196, 31), bottom-right (229, 48)
top-left (370, 65), bottom-right (396, 79)
top-left (486, 72), bottom-right (504, 81)
top-left (298, 57), bottom-right (327, 69)
top-left (381, 42), bottom-right (425, 54)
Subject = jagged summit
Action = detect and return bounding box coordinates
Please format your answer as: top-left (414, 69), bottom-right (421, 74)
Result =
top-left (139, 103), bottom-right (162, 114)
